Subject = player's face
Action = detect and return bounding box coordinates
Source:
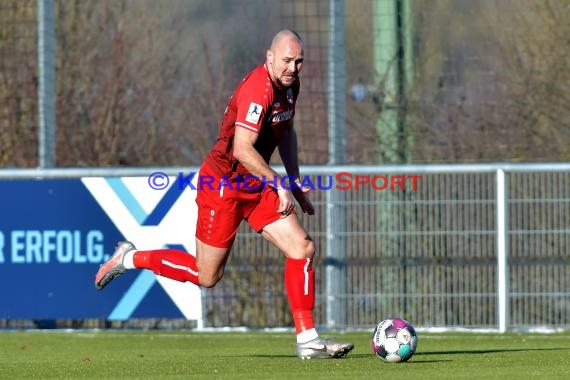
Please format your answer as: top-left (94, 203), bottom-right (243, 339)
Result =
top-left (267, 38), bottom-right (304, 88)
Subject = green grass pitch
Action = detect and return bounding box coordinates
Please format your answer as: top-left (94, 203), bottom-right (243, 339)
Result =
top-left (1, 330), bottom-right (569, 379)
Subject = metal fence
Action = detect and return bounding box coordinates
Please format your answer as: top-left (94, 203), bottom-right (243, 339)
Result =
top-left (4, 163), bottom-right (568, 331)
top-left (205, 163), bottom-right (570, 331)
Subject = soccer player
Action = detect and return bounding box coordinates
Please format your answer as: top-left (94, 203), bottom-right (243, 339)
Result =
top-left (95, 29), bottom-right (354, 359)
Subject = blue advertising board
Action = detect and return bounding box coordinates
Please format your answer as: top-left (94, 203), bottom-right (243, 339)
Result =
top-left (0, 176), bottom-right (201, 322)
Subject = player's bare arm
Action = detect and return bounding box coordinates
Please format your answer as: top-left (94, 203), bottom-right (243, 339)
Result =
top-left (233, 126), bottom-right (296, 215)
top-left (278, 126), bottom-right (315, 215)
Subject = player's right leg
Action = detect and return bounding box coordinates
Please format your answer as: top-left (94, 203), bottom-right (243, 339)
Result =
top-left (94, 240), bottom-right (232, 290)
top-left (94, 241), bottom-right (135, 290)
top-left (94, 241), bottom-right (201, 290)
top-left (95, 164), bottom-right (239, 291)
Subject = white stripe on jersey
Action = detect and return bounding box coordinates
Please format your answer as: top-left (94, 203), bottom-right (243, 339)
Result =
top-left (236, 122), bottom-right (259, 132)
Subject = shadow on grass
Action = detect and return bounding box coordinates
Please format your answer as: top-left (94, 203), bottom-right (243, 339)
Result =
top-left (249, 347), bottom-right (569, 362)
top-left (417, 347), bottom-right (570, 356)
top-left (248, 353), bottom-right (451, 363)
top-left (337, 353), bottom-right (452, 363)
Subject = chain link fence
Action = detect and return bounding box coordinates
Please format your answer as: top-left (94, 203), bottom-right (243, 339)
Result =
top-left (205, 165), bottom-right (570, 330)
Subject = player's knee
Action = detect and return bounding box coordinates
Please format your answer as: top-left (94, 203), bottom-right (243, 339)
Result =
top-left (307, 240), bottom-right (316, 257)
top-left (199, 278), bottom-right (219, 288)
top-left (299, 238), bottom-right (316, 259)
top-left (198, 273), bottom-right (222, 288)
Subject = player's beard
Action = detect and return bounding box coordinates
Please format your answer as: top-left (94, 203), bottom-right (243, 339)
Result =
top-left (277, 73), bottom-right (296, 88)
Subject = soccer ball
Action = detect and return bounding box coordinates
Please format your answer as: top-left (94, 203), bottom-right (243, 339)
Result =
top-left (371, 318), bottom-right (418, 362)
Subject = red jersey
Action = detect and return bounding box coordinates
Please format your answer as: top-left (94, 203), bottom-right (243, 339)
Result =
top-left (203, 64), bottom-right (300, 180)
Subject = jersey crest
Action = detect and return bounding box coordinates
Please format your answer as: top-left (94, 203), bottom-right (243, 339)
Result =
top-left (286, 88), bottom-right (294, 104)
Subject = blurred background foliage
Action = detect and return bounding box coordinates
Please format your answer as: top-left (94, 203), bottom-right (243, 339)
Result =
top-left (0, 0), bottom-right (568, 168)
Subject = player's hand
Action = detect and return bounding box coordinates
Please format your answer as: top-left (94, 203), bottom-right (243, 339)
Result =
top-left (291, 180), bottom-right (315, 215)
top-left (276, 188), bottom-right (296, 217)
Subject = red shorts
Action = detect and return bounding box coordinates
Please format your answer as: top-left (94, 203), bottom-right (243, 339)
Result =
top-left (195, 163), bottom-right (291, 248)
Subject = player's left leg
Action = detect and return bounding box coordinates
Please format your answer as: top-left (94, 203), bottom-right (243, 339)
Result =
top-left (247, 186), bottom-right (353, 358)
top-left (262, 216), bottom-right (317, 335)
top-left (259, 213), bottom-right (354, 359)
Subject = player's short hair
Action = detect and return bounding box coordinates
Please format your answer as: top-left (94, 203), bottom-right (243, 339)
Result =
top-left (270, 29), bottom-right (303, 50)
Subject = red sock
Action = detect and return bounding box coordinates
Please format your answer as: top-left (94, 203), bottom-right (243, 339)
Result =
top-left (133, 249), bottom-right (199, 286)
top-left (285, 257), bottom-right (315, 334)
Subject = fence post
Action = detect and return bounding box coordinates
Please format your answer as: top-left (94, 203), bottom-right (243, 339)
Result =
top-left (326, 0), bottom-right (347, 328)
top-left (37, 0), bottom-right (56, 168)
top-left (496, 169), bottom-right (509, 332)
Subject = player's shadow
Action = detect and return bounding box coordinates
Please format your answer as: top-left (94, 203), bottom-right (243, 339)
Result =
top-left (417, 347), bottom-right (570, 356)
top-left (344, 353), bottom-right (450, 363)
top-left (248, 347), bottom-right (568, 362)
top-left (249, 353), bottom-right (452, 363)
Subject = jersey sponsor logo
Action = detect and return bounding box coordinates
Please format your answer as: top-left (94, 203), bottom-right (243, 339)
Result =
top-left (245, 102), bottom-right (262, 124)
top-left (271, 110), bottom-right (293, 123)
